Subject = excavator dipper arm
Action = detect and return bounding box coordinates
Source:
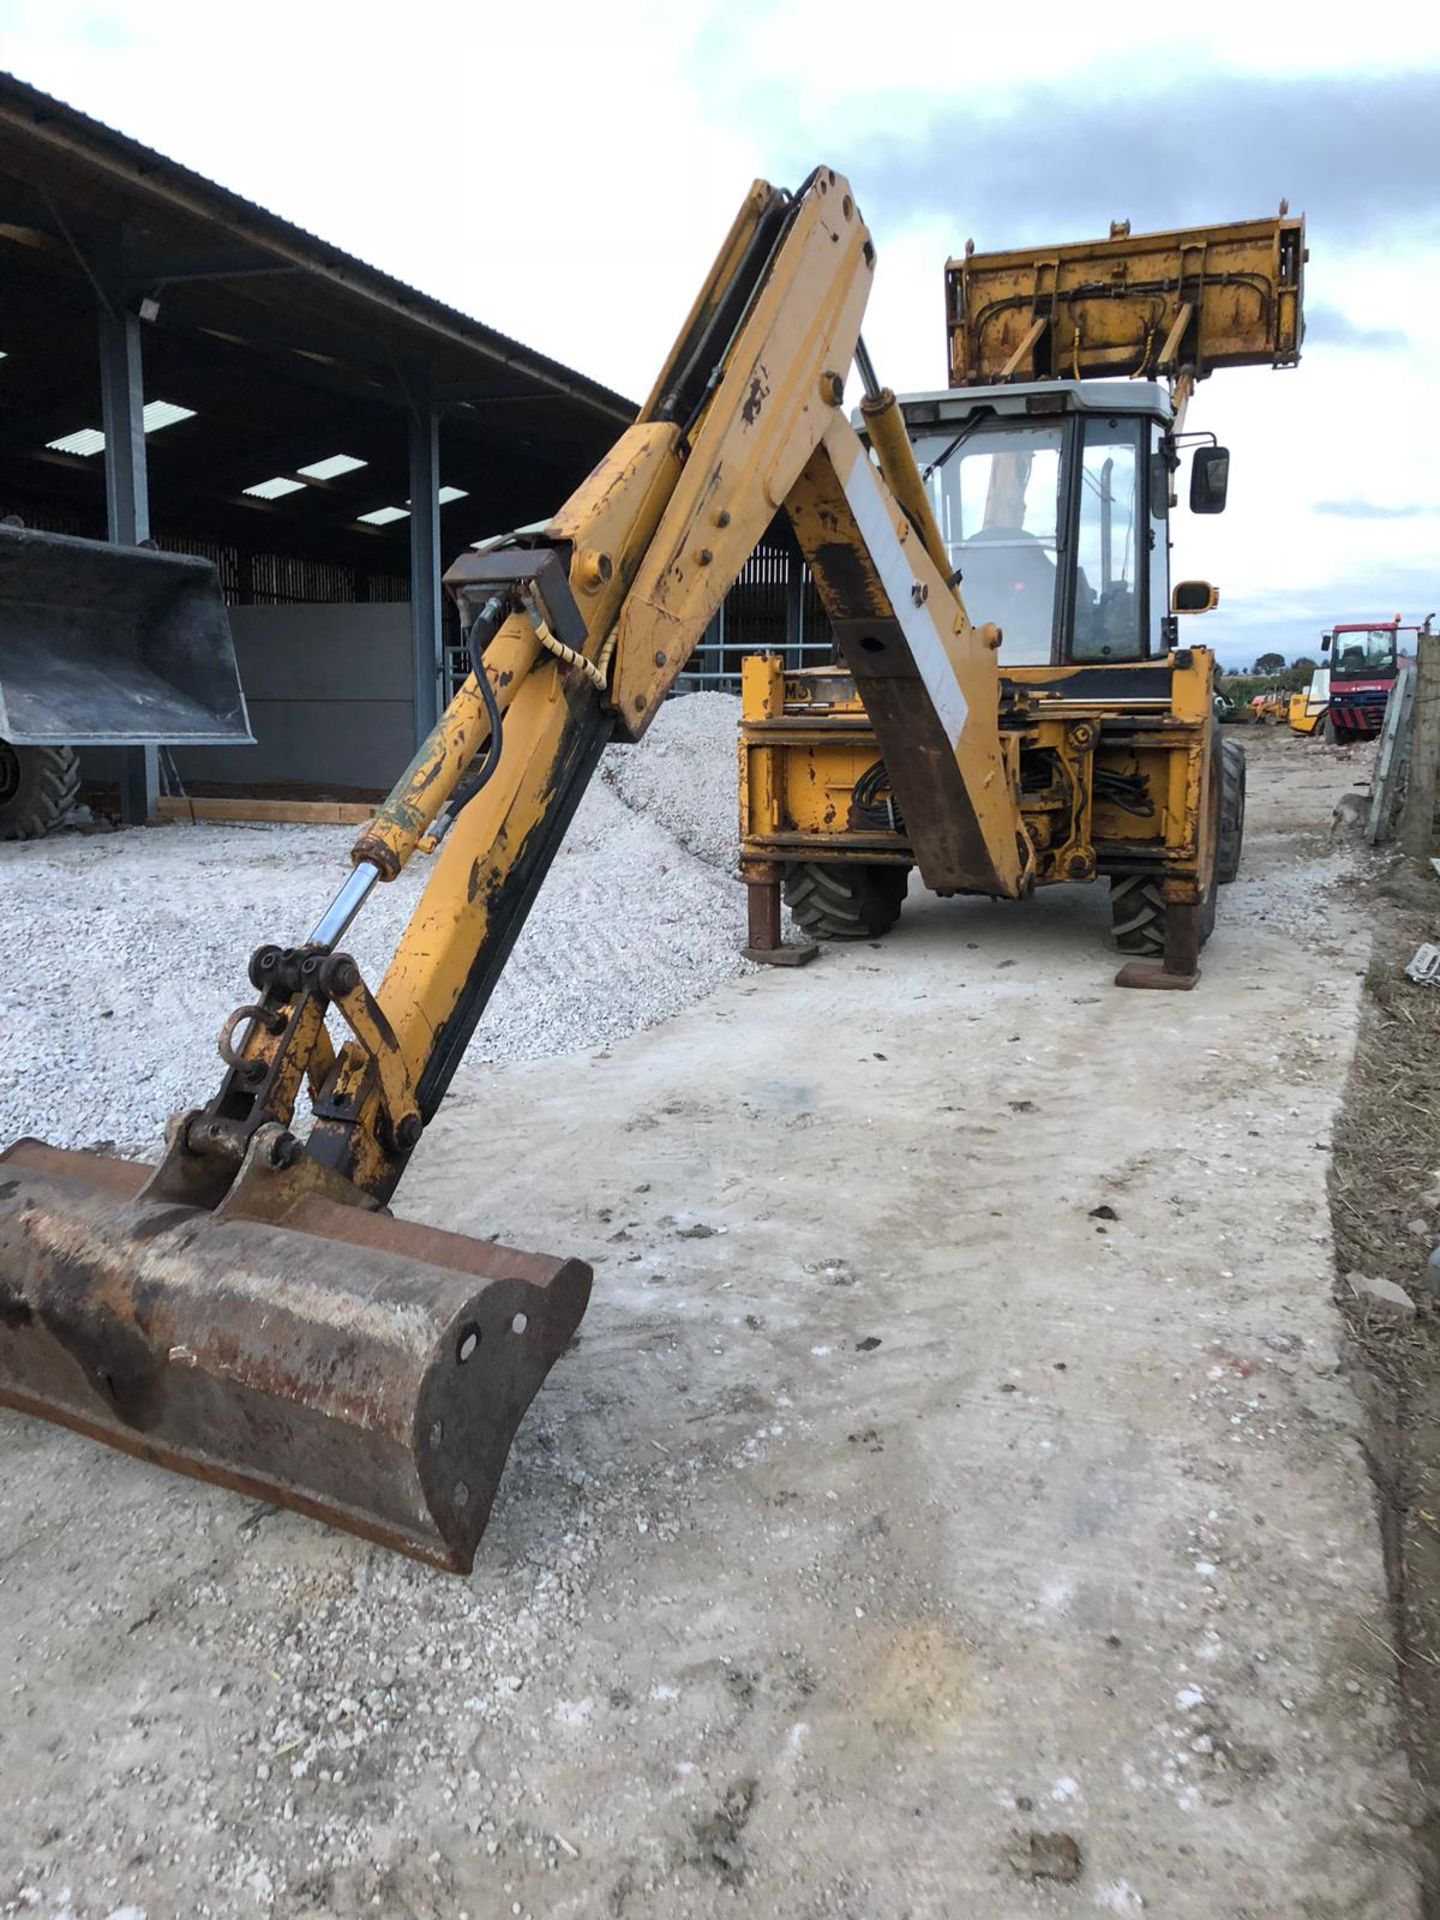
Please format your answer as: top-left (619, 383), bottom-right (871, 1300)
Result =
top-left (0, 168), bottom-right (1030, 1570)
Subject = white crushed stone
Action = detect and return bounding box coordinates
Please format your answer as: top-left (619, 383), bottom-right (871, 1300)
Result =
top-left (600, 689), bottom-right (741, 873)
top-left (0, 692), bottom-right (747, 1158)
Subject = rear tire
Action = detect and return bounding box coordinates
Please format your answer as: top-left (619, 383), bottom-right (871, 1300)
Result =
top-left (1110, 868), bottom-right (1219, 958)
top-left (1112, 726), bottom-right (1225, 959)
top-left (0, 742), bottom-right (81, 840)
top-left (1217, 736), bottom-right (1246, 884)
top-left (783, 861), bottom-right (908, 941)
top-left (1109, 874), bottom-right (1165, 958)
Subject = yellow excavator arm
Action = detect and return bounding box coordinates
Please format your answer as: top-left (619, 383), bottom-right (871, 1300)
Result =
top-left (285, 166), bottom-right (1027, 1206)
top-left (0, 168), bottom-right (1027, 1571)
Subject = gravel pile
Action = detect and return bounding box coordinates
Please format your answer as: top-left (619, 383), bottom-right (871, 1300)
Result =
top-left (0, 693), bottom-right (747, 1158)
top-left (601, 690), bottom-right (742, 873)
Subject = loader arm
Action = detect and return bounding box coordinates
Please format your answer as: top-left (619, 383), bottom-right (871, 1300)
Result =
top-left (0, 167), bottom-right (1030, 1572)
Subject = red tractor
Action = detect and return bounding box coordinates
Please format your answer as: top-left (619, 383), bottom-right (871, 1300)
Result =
top-left (1320, 618), bottom-right (1417, 743)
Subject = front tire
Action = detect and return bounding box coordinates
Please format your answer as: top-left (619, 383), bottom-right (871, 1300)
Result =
top-left (0, 742), bottom-right (81, 840)
top-left (783, 862), bottom-right (908, 941)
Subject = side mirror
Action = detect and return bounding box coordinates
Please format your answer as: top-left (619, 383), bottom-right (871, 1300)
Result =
top-left (1172, 580), bottom-right (1220, 614)
top-left (1321, 633), bottom-right (1332, 653)
top-left (1190, 445), bottom-right (1230, 515)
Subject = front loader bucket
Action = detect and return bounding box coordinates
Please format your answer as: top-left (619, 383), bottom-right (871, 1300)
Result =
top-left (0, 1139), bottom-right (591, 1571)
top-left (0, 524), bottom-right (251, 747)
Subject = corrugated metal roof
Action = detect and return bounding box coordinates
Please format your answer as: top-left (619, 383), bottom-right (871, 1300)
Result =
top-left (0, 69), bottom-right (635, 423)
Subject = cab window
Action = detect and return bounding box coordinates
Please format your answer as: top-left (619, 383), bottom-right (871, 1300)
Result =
top-left (914, 421), bottom-right (1064, 665)
top-left (1147, 422), bottom-right (1170, 653)
top-left (1071, 417), bottom-right (1144, 661)
top-left (1334, 628), bottom-right (1397, 675)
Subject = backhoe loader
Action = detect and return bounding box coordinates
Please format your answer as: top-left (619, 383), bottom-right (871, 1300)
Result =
top-left (738, 212), bottom-right (1305, 970)
top-left (0, 169), bottom-right (1289, 1573)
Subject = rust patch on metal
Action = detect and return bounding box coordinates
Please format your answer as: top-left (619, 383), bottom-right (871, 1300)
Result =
top-left (812, 541), bottom-right (886, 619)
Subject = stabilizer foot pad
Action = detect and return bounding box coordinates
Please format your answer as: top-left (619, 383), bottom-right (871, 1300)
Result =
top-left (743, 942), bottom-right (819, 968)
top-left (1114, 960), bottom-right (1200, 992)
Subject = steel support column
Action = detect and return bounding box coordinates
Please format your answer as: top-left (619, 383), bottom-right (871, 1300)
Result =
top-left (98, 298), bottom-right (158, 824)
top-left (408, 399), bottom-right (443, 744)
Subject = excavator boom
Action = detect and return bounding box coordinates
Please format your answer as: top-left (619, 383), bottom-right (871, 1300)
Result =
top-left (0, 168), bottom-right (1025, 1570)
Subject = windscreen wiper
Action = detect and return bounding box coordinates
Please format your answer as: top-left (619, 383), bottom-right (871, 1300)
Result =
top-left (920, 405), bottom-right (996, 483)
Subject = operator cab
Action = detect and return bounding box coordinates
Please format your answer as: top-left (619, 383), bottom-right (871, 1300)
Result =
top-left (886, 382), bottom-right (1179, 668)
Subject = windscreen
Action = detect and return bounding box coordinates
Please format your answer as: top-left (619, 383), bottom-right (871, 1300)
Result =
top-left (1332, 628), bottom-right (1397, 677)
top-left (914, 420), bottom-right (1063, 664)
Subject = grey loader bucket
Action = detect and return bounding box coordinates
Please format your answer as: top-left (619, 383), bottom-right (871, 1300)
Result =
top-left (0, 524), bottom-right (252, 747)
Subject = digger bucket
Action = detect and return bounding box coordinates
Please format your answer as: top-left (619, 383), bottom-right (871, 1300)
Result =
top-left (0, 523), bottom-right (251, 746)
top-left (0, 1138), bottom-right (591, 1570)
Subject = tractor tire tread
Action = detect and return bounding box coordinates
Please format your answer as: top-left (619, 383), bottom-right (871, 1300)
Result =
top-left (783, 861), bottom-right (907, 941)
top-left (1217, 736), bottom-right (1246, 884)
top-left (1109, 874), bottom-right (1165, 957)
top-left (0, 744), bottom-right (82, 841)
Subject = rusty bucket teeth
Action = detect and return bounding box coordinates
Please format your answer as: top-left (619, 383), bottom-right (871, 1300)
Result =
top-left (0, 1137), bottom-right (591, 1571)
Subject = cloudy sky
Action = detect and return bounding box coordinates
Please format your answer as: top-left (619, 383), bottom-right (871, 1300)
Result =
top-left (2, 0), bottom-right (1436, 666)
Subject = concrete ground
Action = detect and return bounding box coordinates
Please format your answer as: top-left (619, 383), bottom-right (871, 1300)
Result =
top-left (0, 729), bottom-right (1420, 1919)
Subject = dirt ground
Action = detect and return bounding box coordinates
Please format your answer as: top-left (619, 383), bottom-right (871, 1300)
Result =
top-left (0, 726), bottom-right (1425, 1919)
top-left (1328, 832), bottom-right (1440, 1913)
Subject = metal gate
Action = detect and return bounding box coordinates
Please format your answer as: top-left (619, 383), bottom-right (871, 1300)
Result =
top-left (442, 535), bottom-right (836, 704)
top-left (678, 536), bottom-right (834, 692)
